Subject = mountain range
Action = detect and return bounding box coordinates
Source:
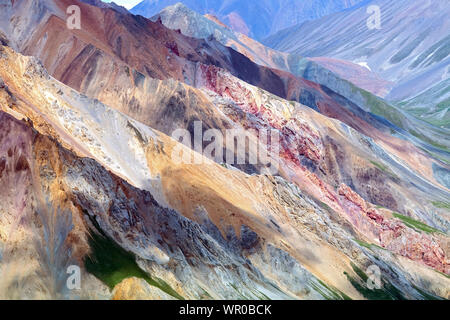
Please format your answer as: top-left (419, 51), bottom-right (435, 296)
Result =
top-left (153, 3), bottom-right (450, 159)
top-left (130, 0), bottom-right (366, 40)
top-left (264, 0), bottom-right (450, 129)
top-left (0, 0), bottom-right (448, 300)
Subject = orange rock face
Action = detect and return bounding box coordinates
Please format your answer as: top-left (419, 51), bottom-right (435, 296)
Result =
top-left (338, 184), bottom-right (449, 274)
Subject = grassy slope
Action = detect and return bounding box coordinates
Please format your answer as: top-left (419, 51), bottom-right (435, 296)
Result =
top-left (84, 222), bottom-right (184, 300)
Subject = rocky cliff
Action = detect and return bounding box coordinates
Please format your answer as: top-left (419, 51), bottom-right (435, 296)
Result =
top-left (0, 0), bottom-right (448, 300)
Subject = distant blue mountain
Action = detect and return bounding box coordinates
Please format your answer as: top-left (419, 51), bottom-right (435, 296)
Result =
top-left (264, 0), bottom-right (450, 128)
top-left (130, 0), bottom-right (365, 40)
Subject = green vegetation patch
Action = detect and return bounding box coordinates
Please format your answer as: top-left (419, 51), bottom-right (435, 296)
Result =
top-left (84, 224), bottom-right (184, 300)
top-left (345, 263), bottom-right (406, 300)
top-left (249, 288), bottom-right (271, 301)
top-left (419, 148), bottom-right (450, 166)
top-left (436, 96), bottom-right (450, 110)
top-left (390, 30), bottom-right (429, 64)
top-left (411, 34), bottom-right (450, 68)
top-left (392, 212), bottom-right (441, 234)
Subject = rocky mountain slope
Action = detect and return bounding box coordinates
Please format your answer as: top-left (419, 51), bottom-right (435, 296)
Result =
top-left (0, 0), bottom-right (417, 154)
top-left (264, 0), bottom-right (450, 129)
top-left (151, 2), bottom-right (450, 165)
top-left (1, 38), bottom-right (449, 300)
top-left (130, 0), bottom-right (365, 40)
top-left (152, 2), bottom-right (390, 97)
top-left (0, 0), bottom-right (449, 300)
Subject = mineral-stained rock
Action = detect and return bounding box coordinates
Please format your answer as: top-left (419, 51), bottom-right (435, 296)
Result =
top-left (112, 277), bottom-right (176, 300)
top-left (0, 0), bottom-right (449, 300)
top-left (338, 184), bottom-right (450, 274)
top-left (0, 43), bottom-right (449, 300)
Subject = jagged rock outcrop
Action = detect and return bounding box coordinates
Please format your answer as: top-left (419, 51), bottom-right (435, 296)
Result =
top-left (264, 0), bottom-right (450, 129)
top-left (1, 44), bottom-right (449, 300)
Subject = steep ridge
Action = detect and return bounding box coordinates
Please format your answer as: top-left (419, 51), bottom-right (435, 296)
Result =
top-left (264, 0), bottom-right (450, 128)
top-left (1, 42), bottom-right (449, 300)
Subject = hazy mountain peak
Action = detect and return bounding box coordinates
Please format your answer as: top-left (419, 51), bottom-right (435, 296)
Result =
top-left (131, 0), bottom-right (366, 39)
